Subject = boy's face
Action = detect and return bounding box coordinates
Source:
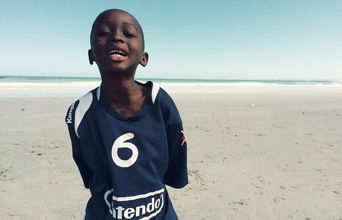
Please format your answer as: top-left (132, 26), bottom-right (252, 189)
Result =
top-left (89, 10), bottom-right (148, 75)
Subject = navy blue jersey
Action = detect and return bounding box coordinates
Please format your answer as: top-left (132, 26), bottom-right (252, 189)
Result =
top-left (65, 81), bottom-right (188, 220)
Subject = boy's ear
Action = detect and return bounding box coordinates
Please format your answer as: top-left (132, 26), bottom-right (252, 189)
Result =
top-left (88, 49), bottom-right (95, 65)
top-left (139, 52), bottom-right (148, 67)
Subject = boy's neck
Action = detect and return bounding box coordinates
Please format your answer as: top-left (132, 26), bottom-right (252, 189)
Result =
top-left (101, 74), bottom-right (145, 105)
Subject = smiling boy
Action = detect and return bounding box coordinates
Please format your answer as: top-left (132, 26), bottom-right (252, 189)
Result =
top-left (65, 9), bottom-right (188, 220)
top-left (89, 9), bottom-right (149, 118)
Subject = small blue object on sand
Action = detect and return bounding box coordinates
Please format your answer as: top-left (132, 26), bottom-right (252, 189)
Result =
top-left (20, 108), bottom-right (25, 111)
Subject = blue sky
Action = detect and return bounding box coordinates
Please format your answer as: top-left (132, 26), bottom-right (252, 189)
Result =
top-left (0, 0), bottom-right (341, 80)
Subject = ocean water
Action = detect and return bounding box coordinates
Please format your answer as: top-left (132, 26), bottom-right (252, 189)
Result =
top-left (0, 75), bottom-right (341, 97)
top-left (1, 75), bottom-right (341, 85)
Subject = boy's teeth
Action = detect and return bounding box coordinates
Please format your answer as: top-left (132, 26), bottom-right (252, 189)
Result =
top-left (109, 50), bottom-right (127, 56)
top-left (112, 54), bottom-right (123, 57)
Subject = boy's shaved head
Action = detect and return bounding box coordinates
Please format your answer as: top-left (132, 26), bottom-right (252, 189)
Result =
top-left (90, 9), bottom-right (145, 51)
top-left (88, 8), bottom-right (149, 75)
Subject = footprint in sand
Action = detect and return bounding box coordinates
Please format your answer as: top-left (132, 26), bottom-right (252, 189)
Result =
top-left (188, 169), bottom-right (207, 190)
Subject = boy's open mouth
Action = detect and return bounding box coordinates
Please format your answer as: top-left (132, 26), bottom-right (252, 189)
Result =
top-left (108, 50), bottom-right (128, 62)
top-left (109, 50), bottom-right (127, 57)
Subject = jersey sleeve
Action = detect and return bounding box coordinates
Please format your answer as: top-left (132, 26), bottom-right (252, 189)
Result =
top-left (161, 92), bottom-right (188, 188)
top-left (164, 123), bottom-right (188, 188)
top-left (65, 101), bottom-right (92, 188)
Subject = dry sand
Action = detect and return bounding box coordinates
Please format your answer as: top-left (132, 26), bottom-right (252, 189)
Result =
top-left (1, 88), bottom-right (342, 219)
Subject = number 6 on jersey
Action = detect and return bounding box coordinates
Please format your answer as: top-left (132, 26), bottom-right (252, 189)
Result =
top-left (111, 133), bottom-right (139, 168)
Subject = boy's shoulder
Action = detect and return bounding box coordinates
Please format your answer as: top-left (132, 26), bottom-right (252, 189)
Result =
top-left (148, 82), bottom-right (177, 110)
top-left (151, 83), bottom-right (182, 126)
top-left (135, 80), bottom-right (174, 107)
top-left (65, 87), bottom-right (99, 126)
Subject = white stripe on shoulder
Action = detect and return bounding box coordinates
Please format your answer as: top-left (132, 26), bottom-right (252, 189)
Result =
top-left (74, 92), bottom-right (93, 138)
top-left (151, 83), bottom-right (160, 104)
top-left (96, 86), bottom-right (101, 100)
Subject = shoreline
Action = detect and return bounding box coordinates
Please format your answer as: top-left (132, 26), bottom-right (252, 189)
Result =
top-left (1, 81), bottom-right (342, 98)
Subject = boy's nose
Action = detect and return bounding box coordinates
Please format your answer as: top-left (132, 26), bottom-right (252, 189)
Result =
top-left (110, 31), bottom-right (124, 42)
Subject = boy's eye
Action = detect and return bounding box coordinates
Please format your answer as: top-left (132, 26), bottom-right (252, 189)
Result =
top-left (97, 31), bottom-right (110, 37)
top-left (124, 32), bottom-right (135, 38)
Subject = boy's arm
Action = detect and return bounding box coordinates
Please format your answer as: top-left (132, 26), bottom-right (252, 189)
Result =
top-left (164, 123), bottom-right (188, 188)
top-left (65, 102), bottom-right (92, 188)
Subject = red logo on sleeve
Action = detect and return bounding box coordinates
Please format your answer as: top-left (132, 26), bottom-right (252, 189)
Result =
top-left (181, 130), bottom-right (186, 146)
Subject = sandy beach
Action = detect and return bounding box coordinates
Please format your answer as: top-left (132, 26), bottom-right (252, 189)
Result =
top-left (1, 88), bottom-right (342, 219)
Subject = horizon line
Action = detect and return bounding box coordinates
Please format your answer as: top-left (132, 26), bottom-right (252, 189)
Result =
top-left (0, 75), bottom-right (340, 82)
